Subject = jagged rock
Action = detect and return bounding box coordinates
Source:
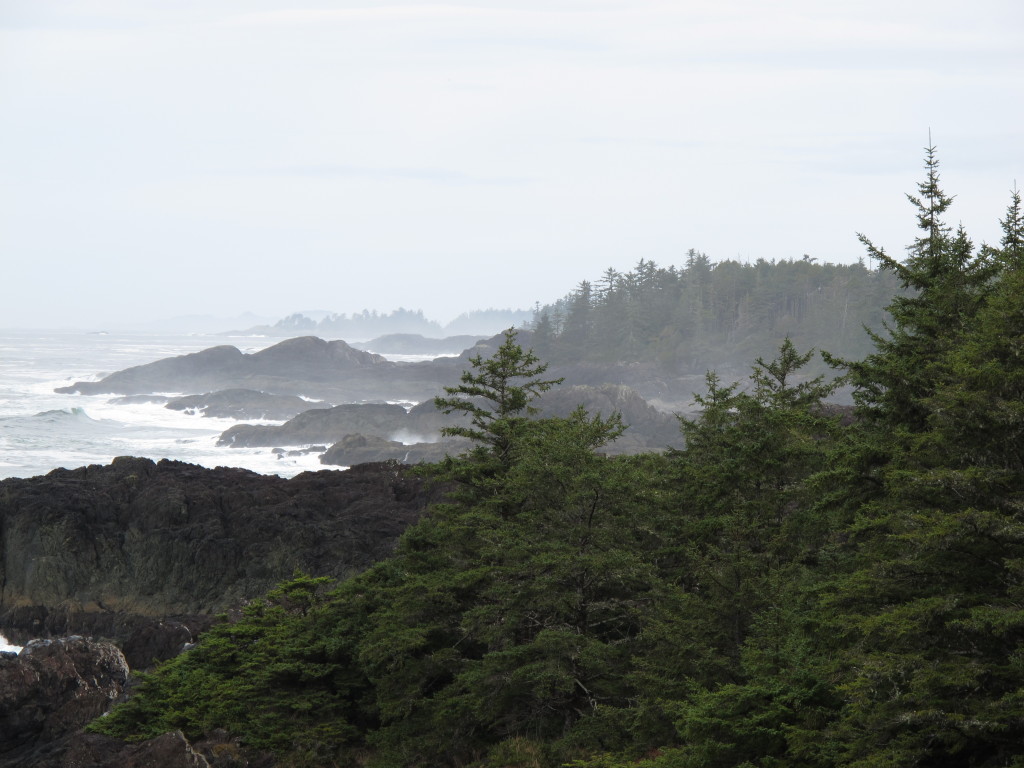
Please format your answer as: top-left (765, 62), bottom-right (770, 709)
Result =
top-left (166, 389), bottom-right (331, 420)
top-left (271, 446), bottom-right (326, 457)
top-left (16, 729), bottom-right (258, 768)
top-left (218, 402), bottom-right (411, 447)
top-left (0, 636), bottom-right (129, 762)
top-left (0, 458), bottom-right (436, 658)
top-left (319, 434), bottom-right (466, 467)
top-left (0, 609), bottom-right (214, 671)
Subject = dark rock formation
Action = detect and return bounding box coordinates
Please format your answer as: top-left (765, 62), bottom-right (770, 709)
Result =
top-left (218, 402), bottom-right (412, 447)
top-left (1, 609), bottom-right (215, 671)
top-left (320, 434), bottom-right (467, 467)
top-left (0, 636), bottom-right (129, 764)
top-left (166, 389), bottom-right (331, 421)
top-left (54, 337), bottom-right (420, 401)
top-left (50, 731), bottom-right (216, 768)
top-left (0, 458), bottom-right (435, 661)
top-left (219, 384), bottom-right (682, 457)
top-left (0, 639), bottom-right (278, 767)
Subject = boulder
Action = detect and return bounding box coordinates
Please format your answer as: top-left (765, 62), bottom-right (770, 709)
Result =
top-left (0, 609), bottom-right (213, 671)
top-left (0, 636), bottom-right (129, 761)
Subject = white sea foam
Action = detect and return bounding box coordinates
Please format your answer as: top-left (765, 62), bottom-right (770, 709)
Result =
top-left (0, 330), bottom-right (458, 480)
top-left (389, 429), bottom-right (438, 445)
top-left (0, 330), bottom-right (321, 479)
top-left (0, 633), bottom-right (22, 654)
top-left (381, 352), bottom-right (461, 363)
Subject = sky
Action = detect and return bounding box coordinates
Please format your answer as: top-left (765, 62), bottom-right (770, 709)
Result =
top-left (1, 0), bottom-right (1022, 330)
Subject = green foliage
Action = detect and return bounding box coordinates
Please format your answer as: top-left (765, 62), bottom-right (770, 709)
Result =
top-left (90, 574), bottom-right (371, 762)
top-left (433, 327), bottom-right (563, 456)
top-left (813, 149), bottom-right (1024, 766)
top-left (429, 327), bottom-right (564, 513)
top-left (835, 145), bottom-right (999, 429)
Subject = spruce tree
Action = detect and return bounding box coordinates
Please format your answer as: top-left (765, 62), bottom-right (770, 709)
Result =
top-left (836, 144), bottom-right (997, 430)
top-left (816, 151), bottom-right (1024, 766)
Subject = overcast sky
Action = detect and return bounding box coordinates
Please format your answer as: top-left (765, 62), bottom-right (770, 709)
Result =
top-left (2, 0), bottom-right (1022, 330)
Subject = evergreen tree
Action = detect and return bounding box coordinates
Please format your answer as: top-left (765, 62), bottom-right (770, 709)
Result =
top-left (836, 144), bottom-right (997, 430)
top-left (431, 328), bottom-right (563, 506)
top-left (814, 151), bottom-right (1024, 766)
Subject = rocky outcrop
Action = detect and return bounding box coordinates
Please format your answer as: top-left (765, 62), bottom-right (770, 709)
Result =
top-left (54, 339), bottom-right (391, 399)
top-left (48, 731), bottom-right (217, 768)
top-left (166, 389), bottom-right (331, 421)
top-left (0, 636), bottom-right (129, 764)
top-left (0, 638), bottom-right (278, 767)
top-left (320, 434), bottom-right (469, 467)
top-left (0, 458), bottom-right (436, 658)
top-left (53, 337), bottom-right (424, 401)
top-left (1, 609), bottom-right (214, 671)
top-left (218, 403), bottom-right (412, 448)
top-left (218, 385), bottom-right (682, 456)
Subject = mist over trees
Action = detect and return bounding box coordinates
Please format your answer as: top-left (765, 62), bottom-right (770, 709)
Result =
top-left (241, 307), bottom-right (535, 340)
top-left (531, 252), bottom-right (904, 376)
top-left (87, 150), bottom-right (1024, 767)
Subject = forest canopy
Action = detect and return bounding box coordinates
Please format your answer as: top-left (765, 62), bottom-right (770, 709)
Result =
top-left (530, 251), bottom-right (904, 376)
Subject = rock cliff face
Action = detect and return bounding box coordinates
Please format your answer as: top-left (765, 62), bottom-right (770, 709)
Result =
top-left (0, 636), bottom-right (129, 765)
top-left (0, 458), bottom-right (435, 664)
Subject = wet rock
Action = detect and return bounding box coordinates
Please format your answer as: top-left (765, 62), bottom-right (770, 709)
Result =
top-left (218, 402), bottom-right (411, 448)
top-left (320, 434), bottom-right (465, 467)
top-left (0, 636), bottom-right (129, 761)
top-left (166, 389), bottom-right (332, 421)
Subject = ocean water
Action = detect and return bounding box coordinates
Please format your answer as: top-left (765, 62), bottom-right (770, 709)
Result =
top-left (0, 329), bottom-right (447, 481)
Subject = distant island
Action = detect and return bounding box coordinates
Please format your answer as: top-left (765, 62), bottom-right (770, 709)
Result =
top-left (226, 306), bottom-right (535, 340)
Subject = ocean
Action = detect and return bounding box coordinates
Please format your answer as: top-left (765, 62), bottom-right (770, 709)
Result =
top-left (0, 329), bottom-right (443, 482)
